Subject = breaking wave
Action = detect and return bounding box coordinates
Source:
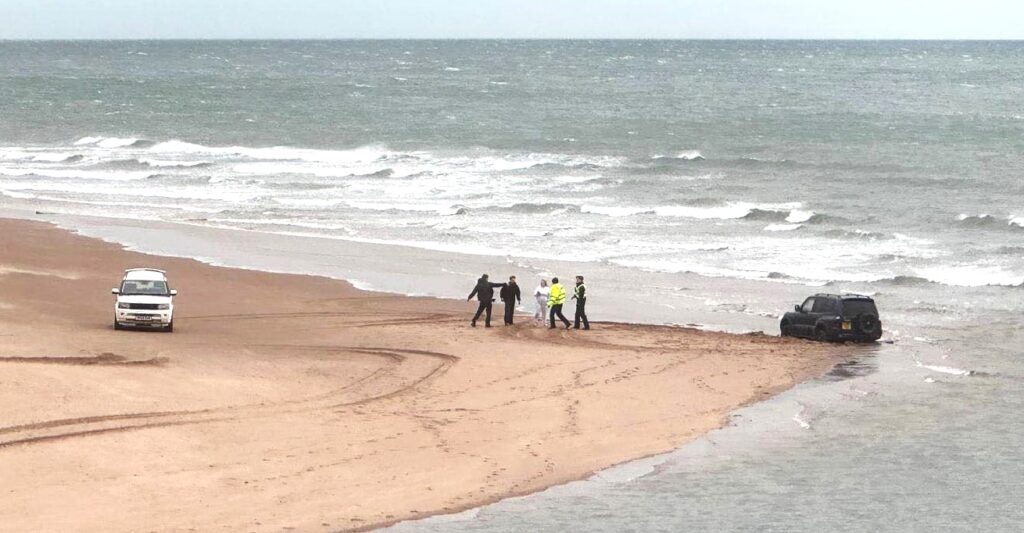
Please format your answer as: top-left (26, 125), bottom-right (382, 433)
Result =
top-left (957, 213), bottom-right (1024, 231)
top-left (73, 136), bottom-right (151, 148)
top-left (651, 150), bottom-right (705, 162)
top-left (91, 158), bottom-right (212, 170)
top-left (581, 202), bottom-right (808, 221)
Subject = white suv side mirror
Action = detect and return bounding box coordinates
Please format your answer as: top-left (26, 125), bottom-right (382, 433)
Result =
top-left (170, 289), bottom-right (178, 296)
top-left (111, 288), bottom-right (120, 295)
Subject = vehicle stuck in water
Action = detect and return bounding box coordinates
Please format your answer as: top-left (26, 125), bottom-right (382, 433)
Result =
top-left (780, 293), bottom-right (882, 342)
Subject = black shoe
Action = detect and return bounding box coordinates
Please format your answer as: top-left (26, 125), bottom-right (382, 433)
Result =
top-left (485, 325), bottom-right (492, 328)
top-left (549, 326), bottom-right (556, 329)
top-left (573, 326), bottom-right (580, 329)
top-left (471, 321), bottom-right (476, 328)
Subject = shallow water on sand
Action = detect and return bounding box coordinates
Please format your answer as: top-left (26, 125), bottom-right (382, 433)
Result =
top-left (390, 334), bottom-right (1024, 532)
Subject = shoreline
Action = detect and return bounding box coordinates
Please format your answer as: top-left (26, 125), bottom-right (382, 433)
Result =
top-left (0, 216), bottom-right (847, 532)
top-left (4, 206), bottom-right (822, 334)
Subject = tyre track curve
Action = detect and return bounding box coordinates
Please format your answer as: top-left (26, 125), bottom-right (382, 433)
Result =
top-left (0, 346), bottom-right (458, 450)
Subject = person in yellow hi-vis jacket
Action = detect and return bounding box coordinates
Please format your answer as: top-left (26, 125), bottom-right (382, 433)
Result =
top-left (547, 277), bottom-right (571, 329)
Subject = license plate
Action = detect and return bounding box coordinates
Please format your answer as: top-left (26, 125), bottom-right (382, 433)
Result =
top-left (842, 321), bottom-right (852, 330)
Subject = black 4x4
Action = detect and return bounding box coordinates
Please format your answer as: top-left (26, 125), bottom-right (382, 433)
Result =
top-left (780, 294), bottom-right (882, 342)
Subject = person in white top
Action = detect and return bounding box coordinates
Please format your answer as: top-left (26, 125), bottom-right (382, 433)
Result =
top-left (533, 279), bottom-right (550, 324)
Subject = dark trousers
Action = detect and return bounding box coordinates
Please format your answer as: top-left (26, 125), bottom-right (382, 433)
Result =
top-left (472, 301), bottom-right (493, 326)
top-left (504, 300), bottom-right (516, 325)
top-left (574, 299), bottom-right (589, 330)
top-left (549, 304), bottom-right (570, 328)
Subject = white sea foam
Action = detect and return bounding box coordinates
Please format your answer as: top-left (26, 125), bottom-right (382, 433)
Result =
top-left (0, 181), bottom-right (259, 202)
top-left (792, 405), bottom-right (812, 429)
top-left (785, 209), bottom-right (815, 223)
top-left (3, 137), bottom-right (1018, 296)
top-left (152, 141), bottom-right (623, 178)
top-left (345, 200), bottom-right (463, 216)
top-left (149, 140), bottom-right (395, 164)
top-left (956, 213), bottom-right (1024, 230)
top-left (654, 150), bottom-right (704, 160)
top-left (0, 150), bottom-right (76, 162)
top-left (191, 222), bottom-right (606, 263)
top-left (584, 202), bottom-right (800, 220)
top-left (74, 136), bottom-right (139, 148)
top-left (914, 265), bottom-right (1024, 288)
top-left (204, 217), bottom-right (353, 232)
top-left (0, 192), bottom-right (222, 213)
top-left (764, 223), bottom-right (802, 232)
top-left (0, 167), bottom-right (156, 181)
top-left (915, 360), bottom-right (973, 376)
top-left (0, 189), bottom-right (38, 200)
top-left (611, 257), bottom-right (772, 282)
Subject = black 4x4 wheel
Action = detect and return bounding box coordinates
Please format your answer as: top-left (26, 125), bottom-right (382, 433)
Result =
top-left (780, 321), bottom-right (792, 337)
top-left (814, 326), bottom-right (830, 342)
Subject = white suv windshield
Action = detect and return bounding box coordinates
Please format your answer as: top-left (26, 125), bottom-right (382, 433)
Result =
top-left (121, 280), bottom-right (169, 296)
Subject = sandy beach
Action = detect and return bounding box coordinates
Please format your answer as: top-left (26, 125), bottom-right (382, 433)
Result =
top-left (0, 217), bottom-right (842, 532)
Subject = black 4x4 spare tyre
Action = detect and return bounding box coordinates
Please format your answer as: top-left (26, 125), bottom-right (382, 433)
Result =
top-left (857, 313), bottom-right (879, 335)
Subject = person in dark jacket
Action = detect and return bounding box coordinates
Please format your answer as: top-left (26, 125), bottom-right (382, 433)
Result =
top-left (572, 275), bottom-right (589, 330)
top-left (467, 274), bottom-right (505, 328)
top-left (499, 275), bottom-right (522, 326)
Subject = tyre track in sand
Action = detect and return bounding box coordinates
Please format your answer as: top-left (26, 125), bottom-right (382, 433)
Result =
top-left (0, 345), bottom-right (459, 450)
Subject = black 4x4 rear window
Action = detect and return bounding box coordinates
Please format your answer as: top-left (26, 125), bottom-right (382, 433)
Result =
top-left (841, 299), bottom-right (878, 317)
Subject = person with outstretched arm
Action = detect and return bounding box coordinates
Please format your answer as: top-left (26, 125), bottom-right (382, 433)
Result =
top-left (548, 277), bottom-right (571, 329)
top-left (572, 275), bottom-right (590, 330)
top-left (467, 274), bottom-right (505, 328)
top-left (500, 275), bottom-right (521, 326)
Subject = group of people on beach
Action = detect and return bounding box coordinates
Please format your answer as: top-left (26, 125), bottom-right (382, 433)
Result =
top-left (467, 274), bottom-right (589, 330)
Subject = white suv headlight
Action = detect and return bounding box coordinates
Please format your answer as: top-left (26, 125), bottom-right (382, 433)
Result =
top-left (158, 304), bottom-right (170, 310)
top-left (117, 302), bottom-right (130, 309)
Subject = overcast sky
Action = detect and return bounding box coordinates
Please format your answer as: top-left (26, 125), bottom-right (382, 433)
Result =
top-left (0, 0), bottom-right (1020, 40)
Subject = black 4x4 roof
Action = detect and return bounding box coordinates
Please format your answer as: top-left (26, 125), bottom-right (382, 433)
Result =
top-left (812, 293), bottom-right (875, 300)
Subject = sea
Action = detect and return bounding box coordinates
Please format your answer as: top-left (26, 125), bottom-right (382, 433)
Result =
top-left (1, 40), bottom-right (1022, 531)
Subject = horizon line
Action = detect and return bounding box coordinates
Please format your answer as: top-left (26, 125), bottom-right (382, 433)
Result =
top-left (2, 37), bottom-right (1023, 42)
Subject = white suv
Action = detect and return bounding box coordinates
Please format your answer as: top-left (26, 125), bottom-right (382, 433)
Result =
top-left (112, 268), bottom-right (177, 332)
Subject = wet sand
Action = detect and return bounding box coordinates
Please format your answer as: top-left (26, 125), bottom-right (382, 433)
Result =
top-left (0, 218), bottom-right (842, 532)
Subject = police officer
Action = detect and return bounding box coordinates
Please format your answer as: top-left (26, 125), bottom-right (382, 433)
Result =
top-left (572, 275), bottom-right (589, 330)
top-left (548, 277), bottom-right (571, 329)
